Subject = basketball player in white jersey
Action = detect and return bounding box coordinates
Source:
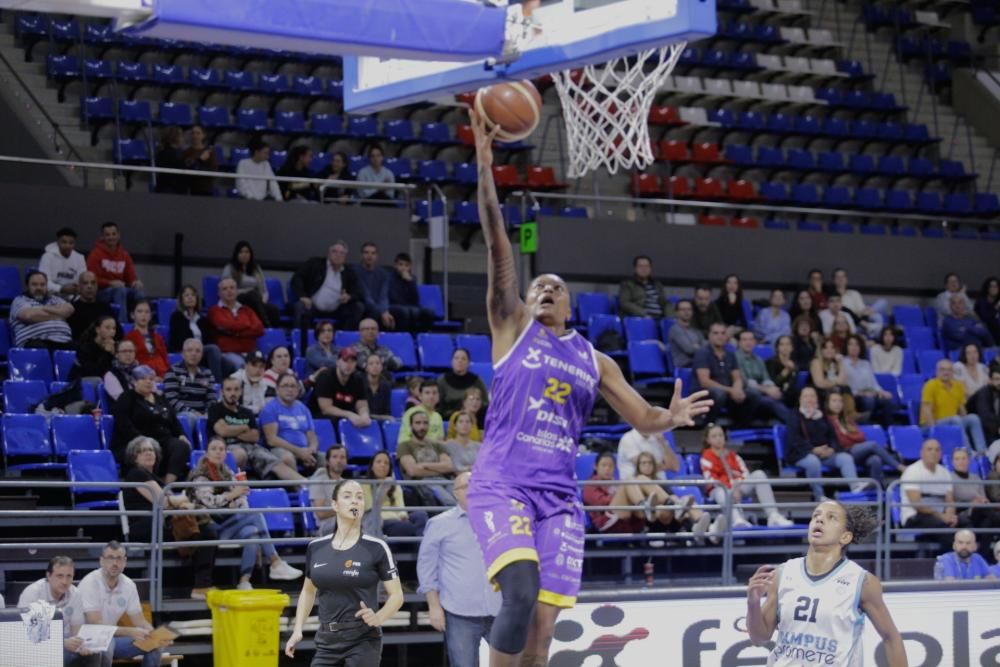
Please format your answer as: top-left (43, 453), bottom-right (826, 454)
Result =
top-left (746, 500), bottom-right (908, 666)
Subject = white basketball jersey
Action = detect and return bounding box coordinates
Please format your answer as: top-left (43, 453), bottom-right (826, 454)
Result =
top-left (767, 557), bottom-right (868, 667)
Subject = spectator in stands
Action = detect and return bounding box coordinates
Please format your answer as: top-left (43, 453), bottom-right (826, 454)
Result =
top-left (825, 391), bottom-right (903, 485)
top-left (921, 359), bottom-right (987, 454)
top-left (404, 376), bottom-right (423, 409)
top-left (124, 300), bottom-right (169, 378)
top-left (320, 151), bottom-right (354, 203)
top-left (715, 274), bottom-right (748, 339)
top-left (72, 314), bottom-right (118, 383)
top-left (388, 252), bottom-right (435, 332)
top-left (444, 411), bottom-right (481, 472)
top-left (870, 327), bottom-right (904, 376)
top-left (667, 299), bottom-right (705, 369)
top-left (789, 289), bottom-right (823, 337)
top-left (208, 277), bottom-right (264, 372)
top-left (366, 450), bottom-right (431, 537)
top-left (818, 293), bottom-right (856, 337)
top-left (188, 437), bottom-right (303, 588)
top-left (832, 267), bottom-right (884, 338)
top-left (87, 221), bottom-right (144, 324)
top-left (843, 334), bottom-right (894, 427)
top-left (154, 126), bottom-right (188, 194)
top-left (417, 470), bottom-right (500, 667)
top-left (692, 285), bottom-right (723, 335)
top-left (182, 124), bottom-right (217, 196)
top-left (355, 242), bottom-right (395, 329)
top-left (262, 345), bottom-right (303, 398)
top-left (437, 348), bottom-right (490, 420)
top-left (791, 315), bottom-right (820, 372)
top-left (398, 410), bottom-right (457, 506)
top-left (222, 240), bottom-right (280, 327)
top-left (753, 288), bottom-right (791, 346)
top-left (900, 438), bottom-right (960, 548)
top-left (693, 322), bottom-right (759, 426)
top-left (169, 284), bottom-right (225, 382)
top-left (582, 452), bottom-right (646, 536)
top-left (615, 428), bottom-right (680, 480)
top-left (312, 347), bottom-right (371, 427)
top-left (954, 343), bottom-right (990, 397)
top-left (974, 276), bottom-right (1000, 344)
top-left (447, 387), bottom-right (485, 438)
top-left (399, 381), bottom-right (445, 444)
top-left (806, 269), bottom-right (828, 311)
top-left (809, 338), bottom-right (851, 399)
top-left (942, 293), bottom-right (994, 352)
top-left (119, 437), bottom-right (218, 600)
top-left (363, 354), bottom-right (392, 419)
top-left (784, 386), bottom-right (862, 500)
top-left (291, 241), bottom-right (365, 346)
top-left (617, 451), bottom-right (714, 541)
top-left (278, 145), bottom-right (318, 202)
top-left (991, 541), bottom-right (1000, 580)
top-left (353, 317), bottom-right (403, 379)
top-left (700, 424), bottom-right (793, 527)
top-left (67, 271), bottom-right (114, 340)
top-left (936, 273), bottom-right (974, 324)
top-left (103, 339), bottom-right (138, 407)
top-left (828, 314), bottom-right (852, 354)
top-left (39, 227), bottom-right (86, 297)
top-left (235, 136), bottom-right (282, 201)
top-left (988, 455), bottom-right (1000, 505)
top-left (735, 330), bottom-right (790, 423)
top-left (209, 376), bottom-right (303, 484)
top-left (79, 541), bottom-right (166, 664)
top-left (969, 366), bottom-right (1000, 462)
top-left (163, 338), bottom-right (216, 434)
top-left (950, 448), bottom-right (999, 533)
top-left (766, 335), bottom-right (800, 407)
top-left (112, 366), bottom-right (192, 484)
top-left (356, 144), bottom-right (396, 201)
top-left (934, 529), bottom-right (994, 580)
top-left (304, 320), bottom-right (338, 378)
top-left (309, 445), bottom-right (350, 535)
top-left (17, 556), bottom-right (99, 667)
top-left (231, 350), bottom-right (268, 415)
top-left (8, 270), bottom-right (75, 350)
top-left (618, 255), bottom-right (669, 319)
top-left (260, 371), bottom-right (319, 471)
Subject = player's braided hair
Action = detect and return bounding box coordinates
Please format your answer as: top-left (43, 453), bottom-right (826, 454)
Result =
top-left (839, 503), bottom-right (880, 546)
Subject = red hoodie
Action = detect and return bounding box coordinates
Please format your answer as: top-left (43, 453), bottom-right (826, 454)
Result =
top-left (207, 303), bottom-right (264, 353)
top-left (87, 241), bottom-right (138, 288)
top-left (124, 328), bottom-right (169, 377)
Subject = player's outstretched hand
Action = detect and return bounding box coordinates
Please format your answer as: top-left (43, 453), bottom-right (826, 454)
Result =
top-left (469, 108), bottom-right (500, 168)
top-left (284, 630), bottom-right (303, 658)
top-left (747, 564), bottom-right (776, 602)
top-left (668, 379), bottom-right (713, 427)
top-left (356, 601), bottom-right (380, 627)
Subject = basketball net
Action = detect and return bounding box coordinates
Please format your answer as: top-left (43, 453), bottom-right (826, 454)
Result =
top-left (551, 43), bottom-right (686, 178)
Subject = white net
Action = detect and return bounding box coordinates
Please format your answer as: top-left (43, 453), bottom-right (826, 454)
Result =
top-left (550, 43), bottom-right (686, 178)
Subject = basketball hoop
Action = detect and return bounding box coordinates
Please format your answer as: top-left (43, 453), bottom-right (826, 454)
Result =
top-left (550, 43), bottom-right (686, 178)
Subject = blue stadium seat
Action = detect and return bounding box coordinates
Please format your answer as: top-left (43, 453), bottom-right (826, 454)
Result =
top-left (83, 58), bottom-right (113, 80)
top-left (943, 194), bottom-right (972, 216)
top-left (628, 341), bottom-right (672, 385)
top-left (420, 122), bottom-right (455, 145)
top-left (156, 299), bottom-right (177, 325)
top-left (736, 111), bottom-right (764, 131)
top-left (82, 96), bottom-right (114, 122)
top-left (623, 317), bottom-right (659, 343)
top-left (469, 362), bottom-right (494, 386)
top-left (115, 138), bottom-right (149, 164)
top-left (158, 101), bottom-right (193, 127)
top-left (198, 105), bottom-right (231, 130)
top-left (854, 188), bottom-right (883, 210)
top-left (758, 182), bottom-right (788, 202)
top-left (222, 70), bottom-right (255, 91)
top-left (310, 113), bottom-right (344, 137)
top-left (275, 110), bottom-right (306, 134)
top-left (46, 54), bottom-right (80, 80)
top-left (791, 183), bottom-right (819, 205)
top-left (816, 151), bottom-right (844, 172)
top-left (2, 380), bottom-right (48, 413)
top-left (974, 193), bottom-right (1000, 217)
top-left (334, 331), bottom-right (359, 348)
top-left (53, 349), bottom-right (76, 382)
top-left (724, 144), bottom-right (753, 166)
top-left (383, 119), bottom-right (415, 143)
top-left (889, 426), bottom-right (922, 462)
top-left (821, 117), bottom-right (848, 137)
top-left (906, 327), bottom-right (937, 351)
top-left (558, 207), bottom-right (588, 219)
top-left (929, 424), bottom-right (963, 459)
top-left (785, 148), bottom-right (814, 170)
top-left (247, 488), bottom-right (295, 533)
top-left (381, 421), bottom-right (401, 455)
top-left (188, 67), bottom-right (221, 88)
top-left (293, 75), bottom-right (324, 97)
top-left (416, 160), bottom-right (451, 184)
top-left (453, 162), bottom-right (477, 185)
top-left (456, 334), bottom-right (491, 363)
top-left (202, 276), bottom-right (221, 303)
top-left (907, 158), bottom-right (934, 177)
top-left (151, 63), bottom-right (184, 86)
top-left (269, 150), bottom-right (288, 173)
top-left (916, 350), bottom-right (943, 376)
top-left (52, 415), bottom-right (103, 457)
top-left (379, 333), bottom-right (419, 371)
top-left (258, 329), bottom-right (289, 358)
top-left (914, 192), bottom-right (943, 214)
top-left (885, 190), bottom-right (913, 211)
top-left (847, 153), bottom-right (875, 175)
top-left (416, 333), bottom-right (455, 371)
top-left (575, 453), bottom-right (598, 483)
top-left (236, 108), bottom-right (269, 132)
top-left (757, 146), bottom-right (783, 168)
top-left (587, 314), bottom-right (623, 350)
top-left (417, 284), bottom-right (460, 330)
top-left (390, 389), bottom-right (408, 419)
top-left (414, 199), bottom-right (445, 221)
top-left (577, 292), bottom-right (612, 323)
top-left (384, 157), bottom-right (412, 181)
top-left (116, 60), bottom-right (149, 83)
top-left (822, 186), bottom-right (851, 208)
top-left (793, 115), bottom-right (820, 136)
top-left (765, 112), bottom-right (791, 133)
top-left (338, 421), bottom-right (384, 463)
top-left (258, 72), bottom-right (290, 95)
top-left (877, 155), bottom-right (905, 176)
top-left (313, 419), bottom-right (337, 454)
top-left (326, 79), bottom-right (344, 99)
top-left (9, 348), bottom-right (54, 383)
top-left (2, 414), bottom-right (61, 473)
top-left (67, 449), bottom-right (119, 509)
top-left (451, 201), bottom-right (479, 224)
top-left (118, 99), bottom-right (152, 125)
top-left (347, 115), bottom-right (380, 139)
top-left (298, 488), bottom-right (318, 532)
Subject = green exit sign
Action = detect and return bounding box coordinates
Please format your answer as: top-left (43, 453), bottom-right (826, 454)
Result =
top-left (519, 222), bottom-right (538, 254)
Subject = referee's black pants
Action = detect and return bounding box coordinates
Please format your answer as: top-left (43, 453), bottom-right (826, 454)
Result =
top-left (312, 626), bottom-right (382, 667)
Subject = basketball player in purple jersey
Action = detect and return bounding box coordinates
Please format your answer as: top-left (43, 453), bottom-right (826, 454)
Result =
top-left (467, 109), bottom-right (714, 667)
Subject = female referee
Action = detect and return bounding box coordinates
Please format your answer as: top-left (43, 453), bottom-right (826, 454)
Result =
top-left (285, 479), bottom-right (404, 666)
top-left (746, 499), bottom-right (908, 666)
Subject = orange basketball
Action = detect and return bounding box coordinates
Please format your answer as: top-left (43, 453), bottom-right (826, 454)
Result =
top-left (474, 80), bottom-right (543, 142)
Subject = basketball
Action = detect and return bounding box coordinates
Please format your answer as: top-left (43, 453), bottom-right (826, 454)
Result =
top-left (474, 80), bottom-right (543, 142)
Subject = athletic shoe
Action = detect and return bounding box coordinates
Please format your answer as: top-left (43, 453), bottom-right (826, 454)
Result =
top-left (767, 512), bottom-right (794, 527)
top-left (269, 561), bottom-right (303, 581)
top-left (648, 539), bottom-right (666, 548)
top-left (237, 581), bottom-right (253, 591)
top-left (641, 497), bottom-right (656, 523)
top-left (850, 481), bottom-right (875, 494)
top-left (732, 516), bottom-right (753, 529)
top-left (190, 587), bottom-right (216, 600)
top-left (692, 513), bottom-right (711, 545)
top-left (708, 515), bottom-right (727, 545)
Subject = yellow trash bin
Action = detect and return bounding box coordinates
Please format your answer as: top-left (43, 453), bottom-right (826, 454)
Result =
top-left (206, 589), bottom-right (291, 667)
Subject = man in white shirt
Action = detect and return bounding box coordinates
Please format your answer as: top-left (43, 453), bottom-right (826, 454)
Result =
top-left (290, 242), bottom-right (365, 349)
top-left (39, 227), bottom-right (87, 297)
top-left (615, 428), bottom-right (682, 480)
top-left (235, 136), bottom-right (282, 201)
top-left (230, 350), bottom-right (268, 414)
top-left (900, 439), bottom-right (964, 549)
top-left (78, 542), bottom-right (163, 667)
top-left (18, 556), bottom-right (101, 667)
top-left (817, 293), bottom-right (857, 336)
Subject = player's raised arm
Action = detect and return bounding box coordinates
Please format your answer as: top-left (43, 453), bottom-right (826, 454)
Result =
top-left (745, 564), bottom-right (779, 644)
top-left (470, 109), bottom-right (527, 344)
top-left (860, 574), bottom-right (907, 667)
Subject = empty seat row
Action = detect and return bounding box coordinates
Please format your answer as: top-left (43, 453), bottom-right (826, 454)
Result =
top-left (707, 108), bottom-right (933, 144)
top-left (723, 145), bottom-right (968, 181)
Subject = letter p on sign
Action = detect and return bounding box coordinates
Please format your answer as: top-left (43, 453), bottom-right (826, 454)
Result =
top-left (520, 222), bottom-right (538, 254)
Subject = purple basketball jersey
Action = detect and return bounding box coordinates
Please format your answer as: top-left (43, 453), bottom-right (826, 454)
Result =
top-left (473, 319), bottom-right (601, 494)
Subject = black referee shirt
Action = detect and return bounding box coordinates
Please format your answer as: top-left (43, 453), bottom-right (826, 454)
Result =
top-left (305, 534), bottom-right (398, 625)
